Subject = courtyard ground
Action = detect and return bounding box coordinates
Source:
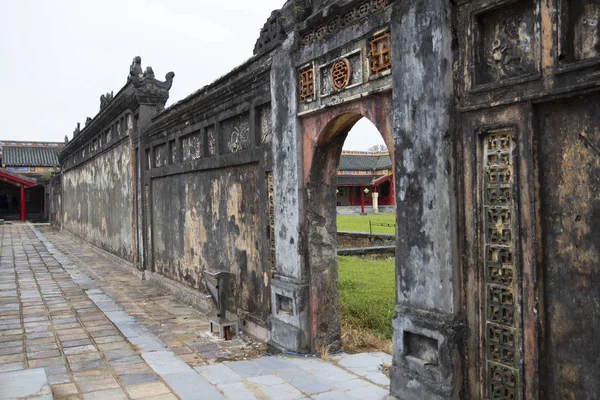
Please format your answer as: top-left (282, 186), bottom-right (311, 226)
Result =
top-left (336, 214), bottom-right (395, 234)
top-left (338, 256), bottom-right (395, 346)
top-left (0, 223), bottom-right (392, 400)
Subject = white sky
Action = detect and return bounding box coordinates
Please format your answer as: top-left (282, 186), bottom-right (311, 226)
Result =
top-left (0, 0), bottom-right (382, 151)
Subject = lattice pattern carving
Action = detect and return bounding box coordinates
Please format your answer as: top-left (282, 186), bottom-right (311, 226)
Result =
top-left (369, 31), bottom-right (392, 75)
top-left (483, 129), bottom-right (519, 400)
top-left (299, 65), bottom-right (315, 101)
top-left (488, 363), bottom-right (518, 400)
top-left (301, 0), bottom-right (389, 46)
top-left (331, 58), bottom-right (351, 91)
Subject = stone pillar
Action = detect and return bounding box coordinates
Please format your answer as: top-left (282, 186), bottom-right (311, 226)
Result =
top-left (372, 191), bottom-right (379, 213)
top-left (389, 0), bottom-right (462, 399)
top-left (269, 34), bottom-right (310, 353)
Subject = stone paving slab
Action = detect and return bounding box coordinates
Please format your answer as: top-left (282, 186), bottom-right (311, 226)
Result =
top-left (1, 224), bottom-right (393, 399)
top-left (0, 368), bottom-right (52, 399)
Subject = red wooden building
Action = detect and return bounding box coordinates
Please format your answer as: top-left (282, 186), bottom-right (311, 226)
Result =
top-left (336, 151), bottom-right (394, 208)
top-left (0, 141), bottom-right (62, 222)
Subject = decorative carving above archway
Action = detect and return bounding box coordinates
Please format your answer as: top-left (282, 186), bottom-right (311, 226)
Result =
top-left (331, 58), bottom-right (351, 91)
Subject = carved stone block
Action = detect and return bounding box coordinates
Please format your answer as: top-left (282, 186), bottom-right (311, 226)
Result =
top-left (475, 1), bottom-right (538, 85)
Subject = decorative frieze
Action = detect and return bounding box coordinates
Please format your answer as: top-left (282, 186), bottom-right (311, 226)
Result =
top-left (301, 0), bottom-right (389, 46)
top-left (482, 129), bottom-right (519, 400)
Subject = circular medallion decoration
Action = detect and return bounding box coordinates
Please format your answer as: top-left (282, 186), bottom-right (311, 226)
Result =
top-left (331, 58), bottom-right (351, 91)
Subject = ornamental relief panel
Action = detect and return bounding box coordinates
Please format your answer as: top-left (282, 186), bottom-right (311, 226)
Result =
top-left (474, 1), bottom-right (538, 86)
top-left (181, 132), bottom-right (202, 162)
top-left (559, 0), bottom-right (600, 64)
top-left (222, 113), bottom-right (250, 154)
top-left (206, 125), bottom-right (217, 157)
top-left (259, 105), bottom-right (273, 145)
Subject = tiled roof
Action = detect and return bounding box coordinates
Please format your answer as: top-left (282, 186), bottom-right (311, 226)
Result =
top-left (337, 175), bottom-right (378, 186)
top-left (338, 153), bottom-right (391, 171)
top-left (2, 146), bottom-right (60, 167)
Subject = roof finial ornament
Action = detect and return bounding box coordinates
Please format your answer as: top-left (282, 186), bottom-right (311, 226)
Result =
top-left (100, 91), bottom-right (114, 111)
top-left (64, 135), bottom-right (69, 144)
top-left (73, 123), bottom-right (81, 137)
top-left (129, 56), bottom-right (143, 80)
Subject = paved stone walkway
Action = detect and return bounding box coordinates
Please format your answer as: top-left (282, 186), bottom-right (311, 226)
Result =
top-left (0, 224), bottom-right (391, 400)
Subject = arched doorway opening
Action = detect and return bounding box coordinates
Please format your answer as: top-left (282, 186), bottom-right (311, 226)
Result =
top-left (302, 94), bottom-right (395, 353)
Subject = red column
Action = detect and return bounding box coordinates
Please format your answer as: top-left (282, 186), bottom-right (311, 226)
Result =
top-left (360, 188), bottom-right (365, 214)
top-left (20, 184), bottom-right (25, 222)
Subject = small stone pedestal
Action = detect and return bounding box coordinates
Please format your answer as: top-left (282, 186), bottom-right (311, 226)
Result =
top-left (372, 192), bottom-right (379, 213)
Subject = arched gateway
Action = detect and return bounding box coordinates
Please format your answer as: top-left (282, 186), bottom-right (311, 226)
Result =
top-left (55, 0), bottom-right (600, 399)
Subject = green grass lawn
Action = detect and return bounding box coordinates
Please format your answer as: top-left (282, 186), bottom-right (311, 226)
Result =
top-left (336, 213), bottom-right (396, 234)
top-left (338, 255), bottom-right (395, 340)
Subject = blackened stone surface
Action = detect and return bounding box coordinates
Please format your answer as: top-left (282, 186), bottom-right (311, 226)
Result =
top-left (536, 94), bottom-right (600, 400)
top-left (390, 0), bottom-right (460, 398)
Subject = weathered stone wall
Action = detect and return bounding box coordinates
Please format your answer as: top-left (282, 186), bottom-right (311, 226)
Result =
top-left (47, 174), bottom-right (62, 228)
top-left (152, 165), bottom-right (270, 324)
top-left (536, 94), bottom-right (599, 399)
top-left (62, 139), bottom-right (134, 261)
top-left (141, 53), bottom-right (273, 337)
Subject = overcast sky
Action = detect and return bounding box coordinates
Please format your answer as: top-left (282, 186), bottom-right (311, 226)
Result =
top-left (0, 0), bottom-right (385, 151)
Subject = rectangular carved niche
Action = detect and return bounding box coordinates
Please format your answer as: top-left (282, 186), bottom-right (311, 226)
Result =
top-left (221, 113), bottom-right (250, 154)
top-left (559, 0), bottom-right (600, 63)
top-left (474, 1), bottom-right (538, 86)
top-left (482, 129), bottom-right (521, 400)
top-left (276, 294), bottom-right (294, 315)
top-left (168, 140), bottom-right (176, 165)
top-left (181, 131), bottom-right (202, 162)
top-left (404, 331), bottom-right (439, 365)
top-left (319, 50), bottom-right (363, 97)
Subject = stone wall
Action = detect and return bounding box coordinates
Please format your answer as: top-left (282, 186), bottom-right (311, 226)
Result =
top-left (62, 139), bottom-right (134, 261)
top-left (54, 0), bottom-right (600, 398)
